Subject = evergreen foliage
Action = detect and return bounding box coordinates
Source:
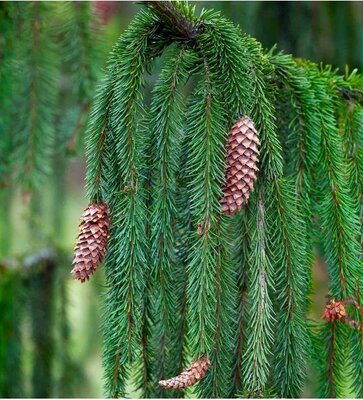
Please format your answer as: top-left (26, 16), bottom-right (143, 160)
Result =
top-left (80, 2), bottom-right (363, 398)
top-left (57, 2), bottom-right (102, 151)
top-left (0, 1), bottom-right (102, 193)
top-left (241, 192), bottom-right (275, 396)
top-left (146, 44), bottom-right (196, 396)
top-left (0, 2), bottom-right (103, 397)
top-left (10, 2), bottom-right (59, 191)
top-left (0, 1), bottom-right (362, 398)
top-left (268, 179), bottom-right (309, 397)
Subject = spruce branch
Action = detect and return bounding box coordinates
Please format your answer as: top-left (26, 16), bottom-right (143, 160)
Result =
top-left (337, 70), bottom-right (363, 396)
top-left (85, 9), bottom-right (167, 203)
top-left (230, 209), bottom-right (249, 395)
top-left (318, 322), bottom-right (352, 398)
top-left (99, 10), bottom-right (167, 397)
top-left (57, 2), bottom-right (103, 151)
top-left (352, 281), bottom-right (363, 396)
top-left (241, 194), bottom-right (275, 395)
top-left (185, 70), bottom-right (237, 398)
top-left (11, 2), bottom-right (59, 192)
top-left (271, 53), bottom-right (321, 194)
top-left (197, 12), bottom-right (254, 119)
top-left (268, 179), bottom-right (309, 397)
top-left (172, 130), bottom-right (195, 389)
top-left (340, 104), bottom-right (363, 206)
top-left (63, 2), bottom-right (102, 103)
top-left (85, 77), bottom-right (113, 203)
top-left (338, 100), bottom-right (363, 396)
top-left (271, 52), bottom-right (319, 330)
top-left (239, 34), bottom-right (283, 179)
top-left (308, 65), bottom-right (361, 300)
top-left (185, 82), bottom-right (221, 355)
top-left (307, 65), bottom-right (362, 398)
top-left (134, 106), bottom-right (158, 399)
top-left (138, 44), bottom-right (197, 396)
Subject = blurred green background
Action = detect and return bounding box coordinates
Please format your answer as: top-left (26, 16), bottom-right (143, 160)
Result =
top-left (0, 1), bottom-right (362, 397)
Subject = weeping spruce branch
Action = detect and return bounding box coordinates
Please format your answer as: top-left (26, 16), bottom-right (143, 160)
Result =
top-left (308, 66), bottom-right (361, 397)
top-left (308, 66), bottom-right (361, 300)
top-left (147, 45), bottom-right (196, 393)
top-left (87, 11), bottom-right (166, 398)
top-left (185, 79), bottom-right (235, 398)
top-left (79, 1), bottom-right (363, 398)
top-left (12, 2), bottom-right (59, 192)
top-left (242, 193), bottom-right (275, 395)
top-left (268, 179), bottom-right (309, 398)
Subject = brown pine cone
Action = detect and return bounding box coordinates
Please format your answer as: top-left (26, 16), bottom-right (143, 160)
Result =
top-left (71, 202), bottom-right (110, 283)
top-left (322, 299), bottom-right (346, 322)
top-left (159, 355), bottom-right (211, 389)
top-left (220, 116), bottom-right (260, 216)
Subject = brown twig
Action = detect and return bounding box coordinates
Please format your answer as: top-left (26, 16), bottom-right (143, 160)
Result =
top-left (337, 87), bottom-right (363, 105)
top-left (146, 1), bottom-right (201, 42)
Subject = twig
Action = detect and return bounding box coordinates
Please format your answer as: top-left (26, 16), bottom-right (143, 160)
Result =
top-left (146, 1), bottom-right (200, 42)
top-left (337, 87), bottom-right (363, 105)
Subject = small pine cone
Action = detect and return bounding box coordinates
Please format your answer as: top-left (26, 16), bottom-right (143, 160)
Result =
top-left (159, 355), bottom-right (211, 389)
top-left (220, 115), bottom-right (260, 216)
top-left (71, 202), bottom-right (110, 283)
top-left (322, 299), bottom-right (347, 322)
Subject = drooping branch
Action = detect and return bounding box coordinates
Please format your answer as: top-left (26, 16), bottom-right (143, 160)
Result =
top-left (242, 195), bottom-right (275, 395)
top-left (100, 10), bottom-right (168, 398)
top-left (148, 45), bottom-right (196, 392)
top-left (73, 2), bottom-right (363, 398)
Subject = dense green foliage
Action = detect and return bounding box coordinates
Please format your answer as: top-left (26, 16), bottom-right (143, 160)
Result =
top-left (0, 2), bottom-right (101, 397)
top-left (81, 2), bottom-right (363, 398)
top-left (0, 1), bottom-right (362, 399)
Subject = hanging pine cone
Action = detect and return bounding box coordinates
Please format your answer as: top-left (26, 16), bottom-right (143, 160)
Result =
top-left (159, 355), bottom-right (211, 389)
top-left (322, 299), bottom-right (346, 322)
top-left (220, 115), bottom-right (260, 216)
top-left (71, 202), bottom-right (110, 283)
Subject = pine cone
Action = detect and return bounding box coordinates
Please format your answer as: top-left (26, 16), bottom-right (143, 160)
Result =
top-left (322, 299), bottom-right (346, 322)
top-left (71, 202), bottom-right (110, 283)
top-left (159, 355), bottom-right (210, 389)
top-left (220, 116), bottom-right (260, 216)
